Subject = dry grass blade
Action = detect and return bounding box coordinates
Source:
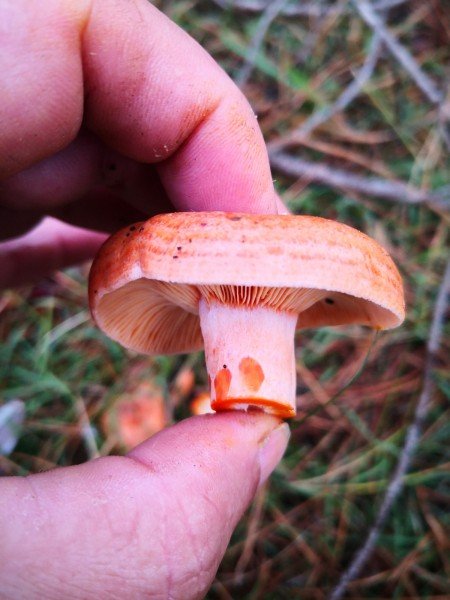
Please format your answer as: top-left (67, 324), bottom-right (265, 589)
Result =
top-left (213, 0), bottom-right (332, 17)
top-left (75, 397), bottom-right (100, 460)
top-left (233, 485), bottom-right (267, 583)
top-left (328, 257), bottom-right (450, 600)
top-left (235, 0), bottom-right (290, 87)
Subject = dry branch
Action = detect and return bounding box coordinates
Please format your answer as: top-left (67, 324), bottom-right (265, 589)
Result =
top-left (353, 0), bottom-right (444, 105)
top-left (292, 30), bottom-right (383, 137)
top-left (235, 0), bottom-right (290, 87)
top-left (269, 152), bottom-right (450, 212)
top-left (213, 0), bottom-right (411, 17)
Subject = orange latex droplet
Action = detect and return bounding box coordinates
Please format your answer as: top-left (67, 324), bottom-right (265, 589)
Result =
top-left (239, 357), bottom-right (264, 392)
top-left (214, 368), bottom-right (232, 400)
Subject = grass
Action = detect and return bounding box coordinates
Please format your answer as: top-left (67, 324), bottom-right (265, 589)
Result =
top-left (1, 0), bottom-right (449, 597)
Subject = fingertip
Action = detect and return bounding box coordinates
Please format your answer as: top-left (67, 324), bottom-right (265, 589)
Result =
top-left (129, 411), bottom-right (288, 508)
top-left (128, 410), bottom-right (284, 470)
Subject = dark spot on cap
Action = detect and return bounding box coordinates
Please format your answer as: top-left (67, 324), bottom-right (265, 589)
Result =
top-left (126, 233), bottom-right (130, 237)
top-left (223, 364), bottom-right (227, 369)
top-left (228, 215), bottom-right (242, 221)
top-left (200, 222), bottom-right (207, 227)
top-left (188, 238), bottom-right (192, 243)
top-left (177, 246), bottom-right (182, 251)
top-left (173, 255), bottom-right (178, 259)
top-left (130, 225), bottom-right (136, 231)
top-left (94, 289), bottom-right (98, 294)
top-left (139, 227), bottom-right (144, 232)
top-left (325, 298), bottom-right (335, 305)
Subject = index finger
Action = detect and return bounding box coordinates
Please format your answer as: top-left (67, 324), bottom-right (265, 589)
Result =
top-left (1, 0), bottom-right (281, 215)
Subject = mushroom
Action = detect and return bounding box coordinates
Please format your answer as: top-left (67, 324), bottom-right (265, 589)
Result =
top-left (89, 212), bottom-right (405, 418)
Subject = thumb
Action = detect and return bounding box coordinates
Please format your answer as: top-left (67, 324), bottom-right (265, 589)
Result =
top-left (0, 412), bottom-right (289, 600)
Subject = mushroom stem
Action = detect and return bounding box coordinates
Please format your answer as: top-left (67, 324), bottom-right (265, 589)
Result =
top-left (198, 298), bottom-right (298, 417)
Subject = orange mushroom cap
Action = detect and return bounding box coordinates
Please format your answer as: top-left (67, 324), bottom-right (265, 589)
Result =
top-left (89, 211), bottom-right (405, 356)
top-left (89, 212), bottom-right (405, 418)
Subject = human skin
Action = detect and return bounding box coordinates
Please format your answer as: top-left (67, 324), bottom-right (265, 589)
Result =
top-left (0, 1), bottom-right (290, 598)
top-left (0, 0), bottom-right (286, 287)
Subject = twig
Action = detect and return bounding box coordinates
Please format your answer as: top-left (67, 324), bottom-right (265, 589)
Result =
top-left (213, 0), bottom-right (411, 17)
top-left (328, 258), bottom-right (450, 600)
top-left (75, 397), bottom-right (100, 460)
top-left (352, 0), bottom-right (443, 105)
top-left (295, 0), bottom-right (346, 66)
top-left (295, 31), bottom-right (383, 137)
top-left (235, 0), bottom-right (291, 87)
top-left (234, 485), bottom-right (267, 582)
top-left (269, 153), bottom-right (450, 212)
top-left (373, 0), bottom-right (411, 8)
top-left (213, 0), bottom-right (332, 17)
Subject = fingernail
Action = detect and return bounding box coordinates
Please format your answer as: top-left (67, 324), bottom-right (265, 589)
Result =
top-left (257, 422), bottom-right (290, 486)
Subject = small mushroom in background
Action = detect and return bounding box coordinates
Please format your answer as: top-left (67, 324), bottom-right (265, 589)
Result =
top-left (102, 382), bottom-right (166, 450)
top-left (89, 212), bottom-right (405, 418)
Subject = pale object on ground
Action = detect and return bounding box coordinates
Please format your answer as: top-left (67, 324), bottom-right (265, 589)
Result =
top-left (102, 382), bottom-right (166, 450)
top-left (0, 400), bottom-right (26, 455)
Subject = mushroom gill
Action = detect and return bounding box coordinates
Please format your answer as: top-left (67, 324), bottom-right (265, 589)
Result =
top-left (198, 285), bottom-right (326, 313)
top-left (96, 279), bottom-right (202, 354)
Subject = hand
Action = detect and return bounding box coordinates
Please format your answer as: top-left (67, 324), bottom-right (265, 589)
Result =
top-left (1, 413), bottom-right (289, 598)
top-left (0, 0), bottom-right (286, 289)
top-left (0, 1), bottom-right (289, 598)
